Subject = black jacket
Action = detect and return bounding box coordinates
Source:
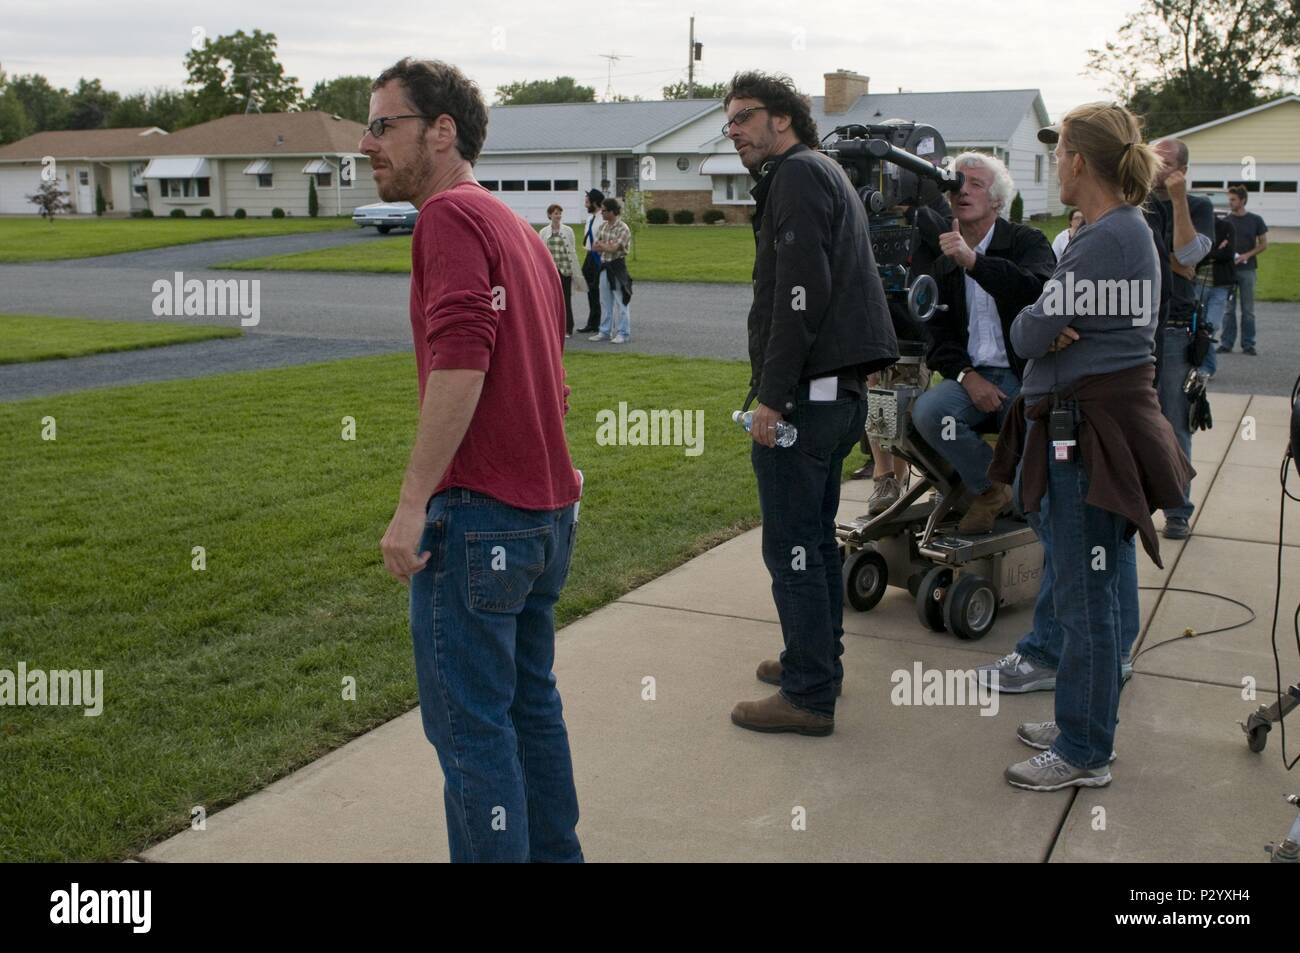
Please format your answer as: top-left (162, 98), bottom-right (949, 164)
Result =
top-left (747, 144), bottom-right (897, 413)
top-left (910, 208), bottom-right (1056, 381)
top-left (1203, 214), bottom-right (1237, 287)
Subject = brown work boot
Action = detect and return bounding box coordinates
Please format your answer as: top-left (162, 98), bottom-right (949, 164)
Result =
top-left (731, 691), bottom-right (834, 736)
top-left (957, 482), bottom-right (1012, 534)
top-left (756, 659), bottom-right (842, 696)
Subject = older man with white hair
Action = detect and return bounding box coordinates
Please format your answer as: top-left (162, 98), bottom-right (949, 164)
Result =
top-left (909, 151), bottom-right (1056, 533)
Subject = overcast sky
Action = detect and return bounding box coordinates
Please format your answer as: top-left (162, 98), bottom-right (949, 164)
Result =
top-left (3, 0), bottom-right (1145, 120)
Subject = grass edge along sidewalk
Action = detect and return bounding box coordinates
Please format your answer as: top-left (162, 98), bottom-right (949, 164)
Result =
top-left (0, 216), bottom-right (354, 263)
top-left (0, 313), bottom-right (241, 365)
top-left (0, 348), bottom-right (836, 862)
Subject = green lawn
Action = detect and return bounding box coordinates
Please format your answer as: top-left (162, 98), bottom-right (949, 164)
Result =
top-left (0, 314), bottom-right (241, 364)
top-left (0, 350), bottom-right (806, 861)
top-left (0, 216), bottom-right (354, 263)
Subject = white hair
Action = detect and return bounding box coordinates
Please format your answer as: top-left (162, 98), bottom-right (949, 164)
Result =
top-left (952, 151), bottom-right (1015, 213)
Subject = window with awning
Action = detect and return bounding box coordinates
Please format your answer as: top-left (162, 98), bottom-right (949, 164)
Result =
top-left (141, 157), bottom-right (211, 179)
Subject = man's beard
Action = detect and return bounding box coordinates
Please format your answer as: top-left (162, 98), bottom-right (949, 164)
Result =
top-left (379, 148), bottom-right (435, 203)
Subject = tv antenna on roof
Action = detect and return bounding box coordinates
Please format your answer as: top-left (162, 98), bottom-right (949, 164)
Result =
top-left (231, 71), bottom-right (266, 113)
top-left (598, 52), bottom-right (631, 102)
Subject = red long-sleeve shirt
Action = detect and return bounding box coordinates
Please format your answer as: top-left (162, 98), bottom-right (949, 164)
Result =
top-left (409, 180), bottom-right (579, 511)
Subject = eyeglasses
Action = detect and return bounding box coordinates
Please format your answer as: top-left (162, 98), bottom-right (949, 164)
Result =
top-left (366, 114), bottom-right (434, 138)
top-left (722, 106), bottom-right (767, 136)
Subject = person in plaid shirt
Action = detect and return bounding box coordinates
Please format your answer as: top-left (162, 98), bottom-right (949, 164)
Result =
top-left (538, 203), bottom-right (586, 337)
top-left (589, 197), bottom-right (634, 344)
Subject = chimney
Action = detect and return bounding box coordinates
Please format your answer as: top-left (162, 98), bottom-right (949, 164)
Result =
top-left (823, 69), bottom-right (869, 114)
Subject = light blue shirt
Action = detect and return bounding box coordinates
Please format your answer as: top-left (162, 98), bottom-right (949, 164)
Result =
top-left (964, 222), bottom-right (1009, 368)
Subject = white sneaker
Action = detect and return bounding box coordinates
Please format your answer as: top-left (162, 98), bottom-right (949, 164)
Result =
top-left (588, 333), bottom-right (611, 342)
top-left (611, 334), bottom-right (629, 344)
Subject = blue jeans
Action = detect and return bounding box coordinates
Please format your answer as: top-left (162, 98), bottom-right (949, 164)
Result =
top-left (1156, 326), bottom-right (1194, 520)
top-left (752, 395), bottom-right (868, 716)
top-left (1201, 285), bottom-right (1229, 375)
top-left (1014, 469), bottom-right (1139, 670)
top-left (1039, 441), bottom-right (1127, 769)
top-left (598, 270), bottom-right (630, 339)
top-left (912, 365), bottom-right (1021, 495)
top-left (410, 488), bottom-right (582, 862)
top-left (1220, 269), bottom-right (1257, 350)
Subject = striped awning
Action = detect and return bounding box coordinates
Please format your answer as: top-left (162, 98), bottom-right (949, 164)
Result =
top-left (242, 159), bottom-right (272, 175)
top-left (301, 158), bottom-right (333, 174)
top-left (699, 153), bottom-right (747, 176)
top-left (142, 157), bottom-right (210, 178)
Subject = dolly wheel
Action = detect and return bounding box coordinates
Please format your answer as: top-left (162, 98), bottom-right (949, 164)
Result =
top-left (844, 548), bottom-right (889, 612)
top-left (1245, 717), bottom-right (1271, 753)
top-left (914, 566), bottom-right (951, 632)
top-left (943, 574), bottom-right (999, 641)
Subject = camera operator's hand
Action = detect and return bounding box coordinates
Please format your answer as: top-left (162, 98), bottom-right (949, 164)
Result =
top-left (749, 402), bottom-right (784, 448)
top-left (1165, 169), bottom-right (1187, 203)
top-left (1048, 326), bottom-right (1080, 353)
top-left (1170, 257), bottom-right (1196, 281)
top-left (960, 371), bottom-right (1007, 414)
top-left (938, 217), bottom-right (977, 271)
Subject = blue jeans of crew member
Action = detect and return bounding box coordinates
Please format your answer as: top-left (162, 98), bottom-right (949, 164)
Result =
top-left (912, 366), bottom-right (1022, 494)
top-left (1023, 437), bottom-right (1128, 769)
top-left (752, 395), bottom-right (868, 717)
top-left (410, 488), bottom-right (582, 862)
top-left (1156, 326), bottom-right (1194, 521)
top-left (1013, 464), bottom-right (1139, 671)
top-left (1220, 268), bottom-right (1257, 351)
top-left (598, 269), bottom-right (631, 340)
top-left (1200, 285), bottom-right (1230, 376)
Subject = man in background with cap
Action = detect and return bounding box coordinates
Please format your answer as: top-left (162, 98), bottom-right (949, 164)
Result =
top-left (577, 189), bottom-right (605, 334)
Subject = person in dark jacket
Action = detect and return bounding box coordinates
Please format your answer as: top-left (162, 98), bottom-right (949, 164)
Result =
top-left (723, 70), bottom-right (897, 738)
top-left (908, 151), bottom-right (1056, 533)
top-left (576, 189), bottom-right (605, 333)
top-left (1197, 212), bottom-right (1237, 377)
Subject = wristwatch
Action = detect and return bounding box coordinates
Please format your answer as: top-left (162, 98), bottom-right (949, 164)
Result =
top-left (957, 367), bottom-right (974, 384)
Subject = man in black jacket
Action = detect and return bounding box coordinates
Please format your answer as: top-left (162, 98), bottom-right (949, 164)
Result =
top-left (909, 152), bottom-right (1055, 533)
top-left (723, 71), bottom-right (897, 737)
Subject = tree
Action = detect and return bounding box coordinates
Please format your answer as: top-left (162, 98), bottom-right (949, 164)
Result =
top-left (66, 78), bottom-right (121, 130)
top-left (95, 183), bottom-right (106, 216)
top-left (306, 75), bottom-right (372, 123)
top-left (107, 88), bottom-right (192, 131)
top-left (1087, 0), bottom-right (1300, 136)
top-left (184, 29), bottom-right (303, 122)
top-left (28, 179), bottom-right (72, 220)
top-left (8, 73), bottom-right (69, 132)
top-left (0, 69), bottom-right (31, 144)
top-left (662, 80), bottom-right (728, 100)
top-left (494, 76), bottom-right (596, 105)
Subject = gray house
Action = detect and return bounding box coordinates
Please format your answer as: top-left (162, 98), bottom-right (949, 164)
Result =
top-left (477, 70), bottom-right (1056, 223)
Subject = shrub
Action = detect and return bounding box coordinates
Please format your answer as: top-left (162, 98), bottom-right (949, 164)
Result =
top-left (94, 184), bottom-right (106, 217)
top-left (672, 209), bottom-right (695, 225)
top-left (1010, 192), bottom-right (1023, 223)
top-left (702, 208), bottom-right (725, 224)
top-left (308, 178), bottom-right (319, 217)
top-left (271, 207), bottom-right (285, 218)
top-left (132, 208), bottom-right (154, 218)
top-left (169, 208), bottom-right (186, 218)
top-left (233, 208), bottom-right (247, 219)
top-left (199, 207), bottom-right (216, 218)
top-left (646, 207), bottom-right (670, 224)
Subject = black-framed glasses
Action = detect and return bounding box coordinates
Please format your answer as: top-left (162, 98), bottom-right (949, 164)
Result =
top-left (722, 106), bottom-right (767, 136)
top-left (366, 114), bottom-right (434, 138)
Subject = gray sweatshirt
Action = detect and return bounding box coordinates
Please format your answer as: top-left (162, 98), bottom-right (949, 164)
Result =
top-left (1012, 204), bottom-right (1161, 398)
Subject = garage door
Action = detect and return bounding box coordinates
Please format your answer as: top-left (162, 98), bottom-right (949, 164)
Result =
top-left (474, 161), bottom-right (583, 224)
top-left (0, 166), bottom-right (46, 214)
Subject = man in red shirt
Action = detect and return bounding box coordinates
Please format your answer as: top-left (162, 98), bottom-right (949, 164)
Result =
top-left (366, 58), bottom-right (583, 863)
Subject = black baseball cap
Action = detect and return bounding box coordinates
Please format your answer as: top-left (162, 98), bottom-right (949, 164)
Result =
top-left (585, 188), bottom-right (605, 204)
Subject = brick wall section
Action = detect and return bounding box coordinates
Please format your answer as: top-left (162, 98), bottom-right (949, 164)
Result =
top-left (646, 189), bottom-right (752, 224)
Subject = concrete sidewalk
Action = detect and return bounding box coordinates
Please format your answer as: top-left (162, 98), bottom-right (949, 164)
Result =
top-left (142, 392), bottom-right (1300, 863)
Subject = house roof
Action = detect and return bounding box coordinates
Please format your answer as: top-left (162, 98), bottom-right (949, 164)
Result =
top-left (0, 111), bottom-right (367, 162)
top-left (479, 88), bottom-right (1048, 155)
top-left (0, 126), bottom-right (167, 161)
top-left (1166, 94), bottom-right (1300, 139)
top-left (481, 99), bottom-right (721, 153)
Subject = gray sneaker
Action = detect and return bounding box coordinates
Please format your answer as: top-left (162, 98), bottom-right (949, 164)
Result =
top-left (1017, 721), bottom-right (1116, 762)
top-left (976, 651), bottom-right (1057, 693)
top-left (1121, 657), bottom-right (1134, 684)
top-left (867, 475), bottom-right (900, 516)
top-left (1005, 749), bottom-right (1112, 791)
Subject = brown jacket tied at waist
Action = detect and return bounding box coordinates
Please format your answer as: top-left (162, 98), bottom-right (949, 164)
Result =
top-left (988, 363), bottom-right (1195, 569)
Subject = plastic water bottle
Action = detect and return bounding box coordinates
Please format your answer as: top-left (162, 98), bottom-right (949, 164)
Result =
top-left (732, 410), bottom-right (797, 448)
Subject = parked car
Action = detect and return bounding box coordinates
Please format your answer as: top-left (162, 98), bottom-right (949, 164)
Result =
top-left (352, 201), bottom-right (418, 234)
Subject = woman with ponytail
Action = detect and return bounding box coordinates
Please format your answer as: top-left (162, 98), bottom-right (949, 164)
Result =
top-left (987, 102), bottom-right (1194, 791)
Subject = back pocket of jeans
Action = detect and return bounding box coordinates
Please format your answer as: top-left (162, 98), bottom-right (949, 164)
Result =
top-left (465, 527), bottom-right (550, 613)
